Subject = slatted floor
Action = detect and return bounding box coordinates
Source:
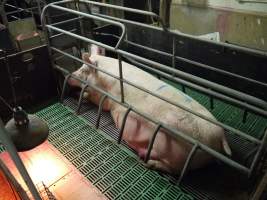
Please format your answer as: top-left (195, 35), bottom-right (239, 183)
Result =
top-left (36, 103), bottom-right (194, 200)
top-left (32, 89), bottom-right (267, 200)
top-left (1, 82), bottom-right (267, 199)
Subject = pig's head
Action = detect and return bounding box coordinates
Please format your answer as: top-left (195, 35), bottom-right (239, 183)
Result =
top-left (68, 52), bottom-right (98, 88)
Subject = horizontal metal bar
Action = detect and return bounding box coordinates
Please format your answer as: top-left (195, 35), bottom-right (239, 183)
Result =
top-left (50, 16), bottom-right (83, 27)
top-left (89, 22), bottom-right (267, 111)
top-left (48, 24), bottom-right (267, 118)
top-left (95, 32), bottom-right (267, 112)
top-left (123, 55), bottom-right (267, 119)
top-left (51, 47), bottom-right (262, 145)
top-left (91, 11), bottom-right (267, 57)
top-left (47, 4), bottom-right (126, 49)
top-left (124, 38), bottom-right (267, 89)
top-left (54, 64), bottom-right (251, 175)
top-left (47, 25), bottom-right (114, 50)
top-left (50, 28), bottom-right (77, 39)
top-left (94, 12), bottom-right (164, 34)
top-left (44, 2), bottom-right (267, 111)
top-left (81, 0), bottom-right (158, 17)
top-left (79, 0), bottom-right (166, 29)
top-left (117, 50), bottom-right (267, 111)
top-left (9, 15), bottom-right (19, 20)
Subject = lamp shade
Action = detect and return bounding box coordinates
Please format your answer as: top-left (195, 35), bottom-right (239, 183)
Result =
top-left (5, 107), bottom-right (49, 152)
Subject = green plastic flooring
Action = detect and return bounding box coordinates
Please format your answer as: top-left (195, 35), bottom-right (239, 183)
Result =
top-left (35, 103), bottom-right (194, 200)
top-left (1, 79), bottom-right (266, 200)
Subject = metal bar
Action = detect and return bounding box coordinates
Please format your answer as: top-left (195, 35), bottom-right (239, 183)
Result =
top-left (210, 96), bottom-right (214, 110)
top-left (243, 109), bottom-right (248, 123)
top-left (41, 1), bottom-right (264, 176)
top-left (118, 54), bottom-right (125, 103)
top-left (9, 15), bottom-right (19, 20)
top-left (79, 0), bottom-right (166, 29)
top-left (60, 74), bottom-right (72, 103)
top-left (50, 16), bottom-right (83, 27)
top-left (50, 28), bottom-right (77, 39)
top-left (249, 129), bottom-right (267, 177)
top-left (0, 0), bottom-right (8, 27)
top-left (0, 159), bottom-right (30, 200)
top-left (0, 120), bottom-right (42, 200)
top-left (54, 64), bottom-right (251, 175)
top-left (45, 4), bottom-right (126, 49)
top-left (94, 12), bottom-right (166, 34)
top-left (144, 124), bottom-right (161, 163)
top-left (177, 144), bottom-right (199, 185)
top-left (124, 56), bottom-right (267, 119)
top-left (122, 38), bottom-right (267, 91)
top-left (48, 0), bottom-right (261, 57)
top-left (51, 47), bottom-right (262, 144)
top-left (251, 170), bottom-right (267, 200)
top-left (92, 11), bottom-right (267, 57)
top-left (76, 84), bottom-right (89, 114)
top-left (172, 37), bottom-right (176, 76)
top-left (117, 50), bottom-right (267, 111)
top-left (96, 95), bottom-right (108, 129)
top-left (118, 107), bottom-right (132, 144)
top-left (43, 3), bottom-right (267, 111)
top-left (4, 3), bottom-right (40, 15)
top-left (76, 1), bottom-right (86, 50)
top-left (46, 25), bottom-right (111, 51)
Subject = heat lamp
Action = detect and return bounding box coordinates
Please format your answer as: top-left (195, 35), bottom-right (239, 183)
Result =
top-left (0, 49), bottom-right (48, 200)
top-left (5, 106), bottom-right (49, 152)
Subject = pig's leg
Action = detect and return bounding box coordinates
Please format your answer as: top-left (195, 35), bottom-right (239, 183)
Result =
top-left (111, 107), bottom-right (151, 152)
top-left (144, 160), bottom-right (173, 174)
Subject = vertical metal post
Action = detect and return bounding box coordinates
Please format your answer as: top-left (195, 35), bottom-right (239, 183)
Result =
top-left (76, 84), bottom-right (89, 114)
top-left (60, 74), bottom-right (72, 103)
top-left (243, 109), bottom-right (248, 123)
top-left (177, 144), bottom-right (198, 185)
top-left (172, 37), bottom-right (176, 76)
top-left (182, 85), bottom-right (186, 93)
top-left (95, 95), bottom-right (108, 129)
top-left (0, 119), bottom-right (42, 200)
top-left (118, 107), bottom-right (131, 144)
top-left (210, 96), bottom-right (214, 110)
top-left (144, 124), bottom-right (161, 163)
top-left (249, 129), bottom-right (267, 178)
top-left (75, 0), bottom-right (87, 51)
top-left (0, 0), bottom-right (8, 28)
top-left (36, 0), bottom-right (43, 22)
top-left (118, 54), bottom-right (125, 103)
top-left (41, 5), bottom-right (62, 97)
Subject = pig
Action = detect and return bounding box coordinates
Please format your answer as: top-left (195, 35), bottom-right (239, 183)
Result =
top-left (68, 50), bottom-right (232, 174)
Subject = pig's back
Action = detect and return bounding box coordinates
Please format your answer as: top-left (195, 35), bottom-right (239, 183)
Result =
top-left (94, 55), bottom-right (212, 115)
top-left (94, 55), bottom-right (222, 137)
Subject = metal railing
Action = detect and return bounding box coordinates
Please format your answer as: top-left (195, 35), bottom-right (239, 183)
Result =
top-left (41, 0), bottom-right (267, 184)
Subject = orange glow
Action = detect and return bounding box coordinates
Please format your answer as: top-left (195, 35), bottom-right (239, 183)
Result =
top-left (0, 141), bottom-right (71, 190)
top-left (21, 142), bottom-right (70, 187)
top-left (0, 141), bottom-right (108, 200)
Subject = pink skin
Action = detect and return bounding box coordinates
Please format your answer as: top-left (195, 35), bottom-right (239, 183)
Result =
top-left (68, 50), bottom-right (232, 174)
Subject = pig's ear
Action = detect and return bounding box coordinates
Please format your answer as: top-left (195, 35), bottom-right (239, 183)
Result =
top-left (82, 52), bottom-right (92, 64)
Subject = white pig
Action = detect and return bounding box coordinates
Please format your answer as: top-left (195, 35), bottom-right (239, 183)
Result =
top-left (68, 51), bottom-right (232, 174)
